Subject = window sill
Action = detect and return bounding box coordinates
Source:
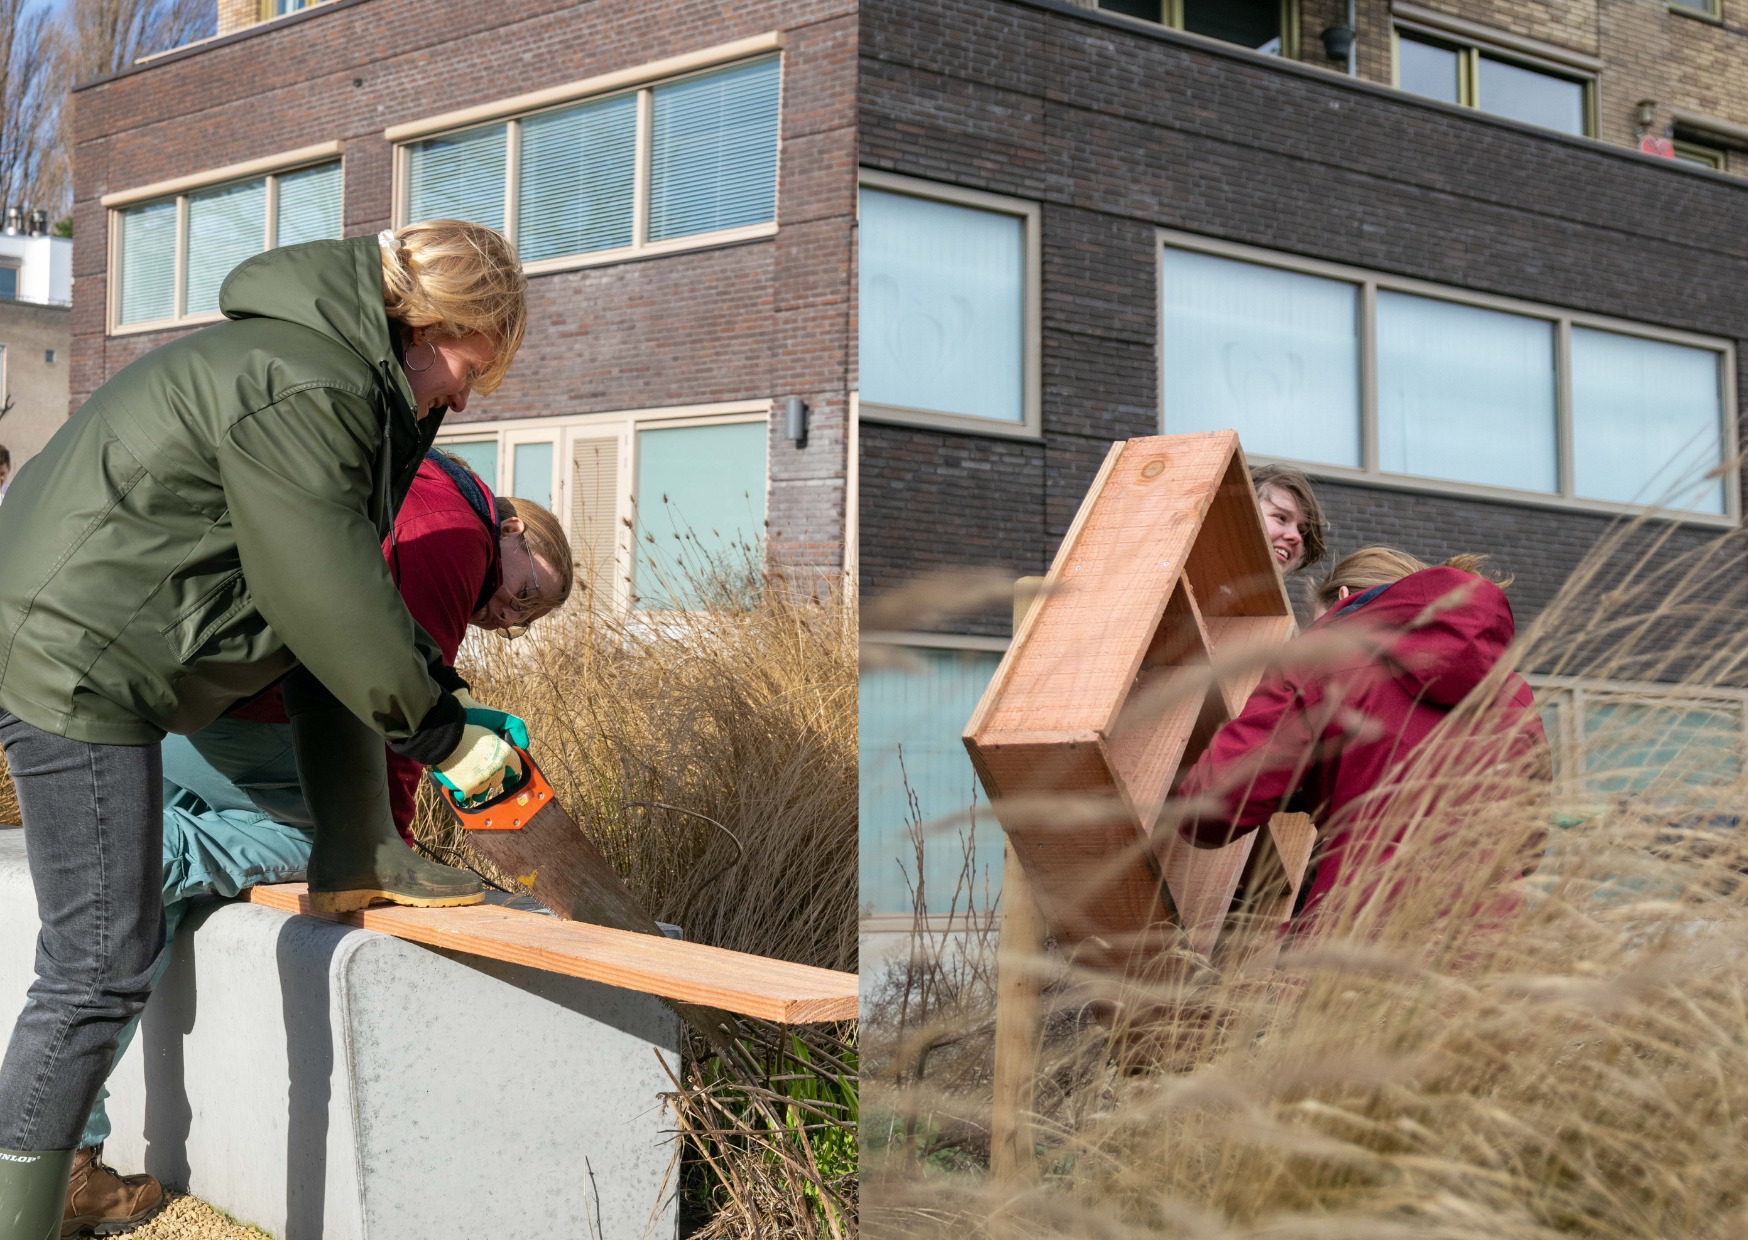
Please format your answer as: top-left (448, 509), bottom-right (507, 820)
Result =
top-left (108, 310), bottom-right (225, 338)
top-left (1668, 3), bottom-right (1724, 25)
top-left (1257, 456), bottom-right (1738, 528)
top-left (859, 401), bottom-right (1041, 441)
top-left (520, 221), bottom-right (777, 277)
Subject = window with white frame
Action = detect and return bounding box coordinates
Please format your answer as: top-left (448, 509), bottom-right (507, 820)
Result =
top-left (110, 159), bottom-right (343, 331)
top-left (857, 171), bottom-right (1041, 437)
top-left (399, 56), bottom-right (781, 270)
top-left (1159, 234), bottom-right (1736, 519)
top-left (433, 402), bottom-right (770, 612)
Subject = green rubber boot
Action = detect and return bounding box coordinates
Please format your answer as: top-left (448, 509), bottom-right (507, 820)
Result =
top-left (290, 702), bottom-right (484, 914)
top-left (0, 1148), bottom-right (73, 1240)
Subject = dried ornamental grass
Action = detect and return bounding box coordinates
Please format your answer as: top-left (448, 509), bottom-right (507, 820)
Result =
top-left (0, 746), bottom-right (16, 826)
top-left (864, 513), bottom-right (1748, 1240)
top-left (411, 549), bottom-right (856, 971)
top-left (410, 546), bottom-right (860, 1236)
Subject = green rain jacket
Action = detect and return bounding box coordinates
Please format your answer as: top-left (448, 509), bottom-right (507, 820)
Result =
top-left (0, 235), bottom-right (460, 749)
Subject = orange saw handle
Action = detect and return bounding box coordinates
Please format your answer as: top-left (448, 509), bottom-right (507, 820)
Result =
top-left (436, 745), bottom-right (552, 831)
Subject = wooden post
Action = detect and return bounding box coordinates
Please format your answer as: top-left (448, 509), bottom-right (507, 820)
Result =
top-left (989, 839), bottom-right (1046, 1182)
top-left (990, 577), bottom-right (1049, 1184)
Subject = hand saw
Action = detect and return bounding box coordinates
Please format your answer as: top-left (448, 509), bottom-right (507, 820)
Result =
top-left (433, 744), bottom-right (747, 1058)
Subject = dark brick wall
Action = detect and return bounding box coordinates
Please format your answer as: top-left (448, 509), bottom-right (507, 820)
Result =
top-left (858, 0), bottom-right (1748, 637)
top-left (70, 0), bottom-right (854, 572)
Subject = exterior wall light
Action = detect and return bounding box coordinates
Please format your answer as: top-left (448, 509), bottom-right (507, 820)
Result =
top-left (785, 397), bottom-right (809, 448)
top-left (1321, 24), bottom-right (1355, 63)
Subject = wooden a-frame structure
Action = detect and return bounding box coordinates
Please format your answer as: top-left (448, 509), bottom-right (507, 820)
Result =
top-left (962, 431), bottom-right (1317, 1177)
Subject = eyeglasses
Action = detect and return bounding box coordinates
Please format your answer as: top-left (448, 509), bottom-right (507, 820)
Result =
top-left (502, 532), bottom-right (543, 624)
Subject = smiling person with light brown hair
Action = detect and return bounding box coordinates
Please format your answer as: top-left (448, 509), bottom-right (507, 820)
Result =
top-left (1251, 463), bottom-right (1328, 575)
top-left (0, 220), bottom-right (528, 1228)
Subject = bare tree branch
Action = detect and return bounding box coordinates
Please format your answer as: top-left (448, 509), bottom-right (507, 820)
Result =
top-left (1, 0), bottom-right (214, 225)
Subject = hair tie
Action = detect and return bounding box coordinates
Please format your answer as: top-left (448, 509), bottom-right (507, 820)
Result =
top-left (377, 229), bottom-right (403, 254)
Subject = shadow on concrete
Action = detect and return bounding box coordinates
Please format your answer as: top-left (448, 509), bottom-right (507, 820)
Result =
top-left (426, 944), bottom-right (677, 1047)
top-left (140, 903), bottom-right (203, 1189)
top-left (278, 918), bottom-right (333, 1240)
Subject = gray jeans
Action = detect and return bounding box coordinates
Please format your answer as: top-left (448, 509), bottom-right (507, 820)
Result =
top-left (0, 712), bottom-right (166, 1151)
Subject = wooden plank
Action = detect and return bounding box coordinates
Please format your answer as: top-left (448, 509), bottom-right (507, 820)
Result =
top-left (1183, 450), bottom-right (1294, 621)
top-left (977, 437), bottom-right (1227, 740)
top-left (1156, 831), bottom-right (1257, 957)
top-left (462, 795), bottom-right (662, 935)
top-left (1205, 614), bottom-right (1297, 720)
top-left (244, 884), bottom-right (858, 1024)
top-left (964, 447), bottom-right (1125, 743)
top-left (1266, 812), bottom-right (1318, 895)
top-left (451, 788), bottom-right (748, 1046)
top-left (1106, 579), bottom-right (1225, 828)
top-left (989, 841), bottom-right (1046, 1185)
top-left (1229, 812), bottom-right (1319, 972)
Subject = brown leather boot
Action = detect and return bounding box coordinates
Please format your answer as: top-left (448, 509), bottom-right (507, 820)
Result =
top-left (61, 1144), bottom-right (164, 1236)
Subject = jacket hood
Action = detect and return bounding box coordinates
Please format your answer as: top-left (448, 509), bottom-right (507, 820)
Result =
top-left (219, 236), bottom-right (418, 415)
top-left (1332, 565), bottom-right (1517, 707)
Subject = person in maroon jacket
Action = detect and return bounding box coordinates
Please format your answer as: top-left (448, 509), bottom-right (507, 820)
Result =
top-left (64, 451), bottom-right (575, 1227)
top-left (1171, 547), bottom-right (1549, 935)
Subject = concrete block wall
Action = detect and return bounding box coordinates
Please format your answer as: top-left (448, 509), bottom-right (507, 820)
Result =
top-left (858, 0), bottom-right (1748, 643)
top-left (0, 832), bottom-right (682, 1239)
top-left (70, 0), bottom-right (855, 575)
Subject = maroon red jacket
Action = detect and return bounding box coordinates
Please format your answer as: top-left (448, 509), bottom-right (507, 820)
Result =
top-left (230, 457), bottom-right (499, 839)
top-left (1173, 566), bottom-right (1546, 925)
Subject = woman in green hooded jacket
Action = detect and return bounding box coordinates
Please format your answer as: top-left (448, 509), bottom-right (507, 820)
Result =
top-left (0, 221), bottom-right (530, 1230)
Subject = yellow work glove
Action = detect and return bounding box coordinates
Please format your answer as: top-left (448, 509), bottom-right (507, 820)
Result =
top-left (450, 689), bottom-right (529, 748)
top-left (432, 724), bottom-right (524, 806)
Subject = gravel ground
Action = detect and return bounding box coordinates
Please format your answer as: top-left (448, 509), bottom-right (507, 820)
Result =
top-left (105, 1192), bottom-right (271, 1239)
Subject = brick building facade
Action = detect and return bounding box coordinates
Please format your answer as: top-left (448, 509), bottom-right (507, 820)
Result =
top-left (857, 0), bottom-right (1748, 927)
top-left (70, 0), bottom-right (855, 605)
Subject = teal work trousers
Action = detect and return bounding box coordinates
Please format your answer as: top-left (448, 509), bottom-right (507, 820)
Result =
top-left (79, 719), bottom-right (314, 1149)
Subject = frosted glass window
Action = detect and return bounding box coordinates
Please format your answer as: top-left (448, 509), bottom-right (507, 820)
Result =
top-left (1160, 248), bottom-right (1360, 467)
top-left (119, 200), bottom-right (177, 324)
top-left (1572, 328), bottom-right (1724, 513)
top-left (277, 163), bottom-right (343, 247)
top-left (408, 125), bottom-right (507, 232)
top-left (1377, 291), bottom-right (1557, 493)
top-left (184, 179), bottom-right (266, 316)
top-left (511, 441), bottom-right (553, 511)
top-left (520, 94), bottom-right (637, 261)
top-left (634, 422), bottom-right (766, 610)
top-left (649, 58), bottom-right (780, 242)
top-left (1398, 36), bottom-right (1461, 104)
top-left (1478, 57), bottom-right (1585, 135)
top-left (860, 188), bottom-right (1025, 424)
top-left (859, 649), bottom-right (1003, 916)
top-left (443, 441), bottom-right (499, 491)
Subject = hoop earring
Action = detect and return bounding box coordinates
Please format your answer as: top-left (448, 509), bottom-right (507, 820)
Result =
top-left (406, 340), bottom-right (437, 373)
